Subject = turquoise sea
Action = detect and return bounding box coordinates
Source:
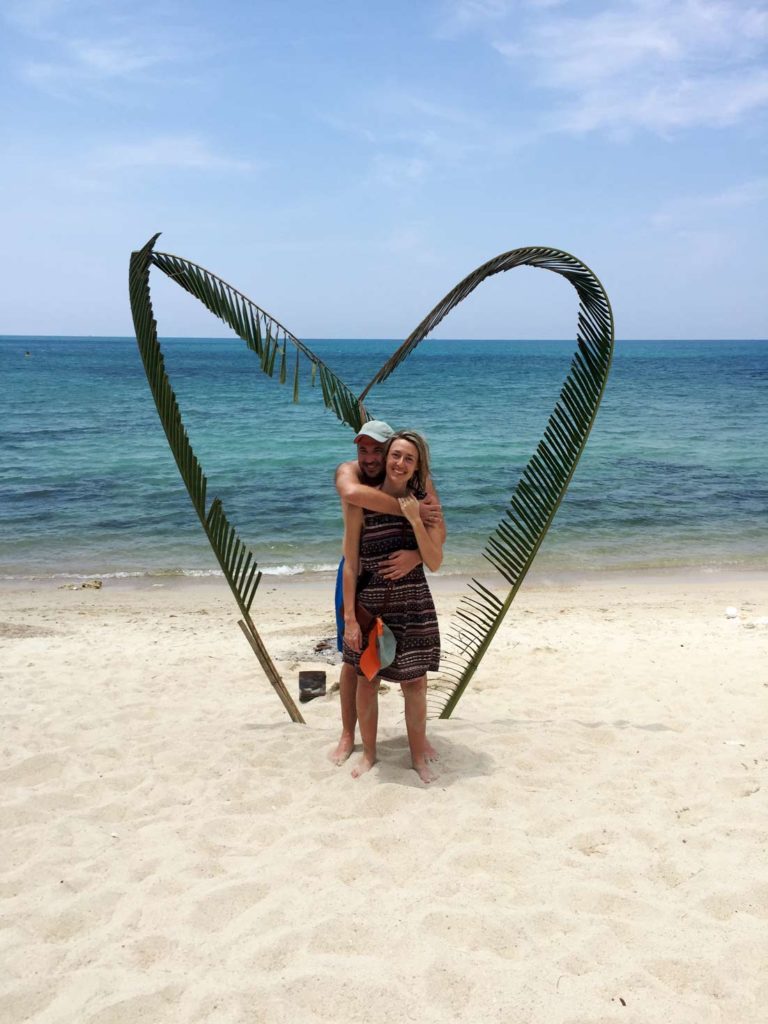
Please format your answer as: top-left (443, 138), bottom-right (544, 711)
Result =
top-left (1, 336), bottom-right (766, 580)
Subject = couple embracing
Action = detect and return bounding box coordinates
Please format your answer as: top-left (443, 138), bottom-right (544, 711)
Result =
top-left (331, 420), bottom-right (445, 784)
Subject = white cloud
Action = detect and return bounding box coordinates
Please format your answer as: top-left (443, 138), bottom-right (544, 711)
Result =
top-left (96, 136), bottom-right (256, 173)
top-left (560, 67), bottom-right (768, 134)
top-left (394, 92), bottom-right (486, 129)
top-left (490, 0), bottom-right (768, 134)
top-left (651, 178), bottom-right (768, 227)
top-left (318, 112), bottom-right (378, 144)
top-left (381, 225), bottom-right (436, 257)
top-left (3, 0), bottom-right (75, 32)
top-left (22, 36), bottom-right (175, 91)
top-left (323, 87), bottom-right (489, 185)
top-left (369, 154), bottom-right (429, 187)
top-left (68, 37), bottom-right (174, 76)
top-left (6, 0), bottom-right (198, 98)
top-left (438, 0), bottom-right (511, 36)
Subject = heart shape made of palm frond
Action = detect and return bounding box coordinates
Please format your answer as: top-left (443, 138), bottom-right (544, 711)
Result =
top-left (129, 234), bottom-right (614, 724)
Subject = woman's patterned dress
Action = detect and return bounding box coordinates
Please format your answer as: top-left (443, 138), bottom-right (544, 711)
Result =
top-left (342, 510), bottom-right (440, 682)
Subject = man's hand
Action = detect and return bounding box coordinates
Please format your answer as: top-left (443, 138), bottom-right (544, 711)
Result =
top-left (419, 492), bottom-right (443, 530)
top-left (378, 549), bottom-right (422, 581)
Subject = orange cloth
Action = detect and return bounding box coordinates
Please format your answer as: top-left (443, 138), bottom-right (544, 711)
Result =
top-left (359, 617), bottom-right (383, 681)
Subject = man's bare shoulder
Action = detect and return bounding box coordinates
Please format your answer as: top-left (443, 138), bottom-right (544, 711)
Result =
top-left (335, 459), bottom-right (362, 482)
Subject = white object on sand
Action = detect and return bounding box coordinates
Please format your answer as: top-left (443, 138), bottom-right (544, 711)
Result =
top-left (725, 606), bottom-right (739, 618)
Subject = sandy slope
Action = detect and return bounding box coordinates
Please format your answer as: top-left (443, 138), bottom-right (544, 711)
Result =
top-left (1, 573), bottom-right (767, 1023)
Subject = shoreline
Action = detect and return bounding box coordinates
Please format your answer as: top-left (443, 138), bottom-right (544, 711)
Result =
top-left (2, 562), bottom-right (767, 595)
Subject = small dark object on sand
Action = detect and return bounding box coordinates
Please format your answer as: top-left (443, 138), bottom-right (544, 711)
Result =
top-left (58, 579), bottom-right (103, 591)
top-left (299, 670), bottom-right (327, 703)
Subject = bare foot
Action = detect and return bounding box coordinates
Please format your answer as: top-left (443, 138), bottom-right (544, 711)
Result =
top-left (329, 734), bottom-right (355, 766)
top-left (351, 754), bottom-right (376, 778)
top-left (413, 759), bottom-right (436, 784)
top-left (424, 739), bottom-right (439, 762)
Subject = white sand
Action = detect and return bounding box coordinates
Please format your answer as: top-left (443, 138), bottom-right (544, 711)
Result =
top-left (2, 572), bottom-right (767, 1023)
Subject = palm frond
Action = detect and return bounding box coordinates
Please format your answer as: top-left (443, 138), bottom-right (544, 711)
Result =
top-left (150, 249), bottom-right (368, 431)
top-left (358, 246), bottom-right (615, 720)
top-left (129, 234), bottom-right (305, 724)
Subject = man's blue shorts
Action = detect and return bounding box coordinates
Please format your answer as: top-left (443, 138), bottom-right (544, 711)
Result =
top-left (334, 557), bottom-right (345, 652)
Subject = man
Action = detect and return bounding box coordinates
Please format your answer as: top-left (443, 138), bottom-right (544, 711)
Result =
top-left (329, 419), bottom-right (444, 765)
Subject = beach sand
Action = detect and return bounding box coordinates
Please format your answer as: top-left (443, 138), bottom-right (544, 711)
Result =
top-left (2, 571), bottom-right (767, 1023)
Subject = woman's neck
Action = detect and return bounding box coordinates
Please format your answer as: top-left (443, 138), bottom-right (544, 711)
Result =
top-left (380, 478), bottom-right (409, 498)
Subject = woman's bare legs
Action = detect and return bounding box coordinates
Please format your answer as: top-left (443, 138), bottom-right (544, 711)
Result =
top-left (402, 676), bottom-right (435, 784)
top-left (352, 675), bottom-right (379, 778)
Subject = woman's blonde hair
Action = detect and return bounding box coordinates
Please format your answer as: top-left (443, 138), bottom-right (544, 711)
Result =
top-left (384, 430), bottom-right (431, 499)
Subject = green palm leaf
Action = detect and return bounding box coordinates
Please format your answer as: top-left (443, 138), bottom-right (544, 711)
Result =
top-left (128, 233), bottom-right (305, 723)
top-left (354, 246), bottom-right (613, 720)
top-left (150, 247), bottom-right (367, 431)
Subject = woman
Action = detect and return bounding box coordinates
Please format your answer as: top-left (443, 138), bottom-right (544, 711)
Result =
top-left (342, 430), bottom-right (443, 784)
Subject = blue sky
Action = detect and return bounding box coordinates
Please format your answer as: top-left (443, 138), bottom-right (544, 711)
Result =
top-left (1, 0), bottom-right (766, 338)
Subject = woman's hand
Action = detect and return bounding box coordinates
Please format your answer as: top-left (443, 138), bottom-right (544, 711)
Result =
top-left (398, 494), bottom-right (421, 525)
top-left (344, 619), bottom-right (362, 653)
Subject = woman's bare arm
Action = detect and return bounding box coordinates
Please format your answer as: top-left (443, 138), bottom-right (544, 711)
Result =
top-left (422, 475), bottom-right (446, 542)
top-left (399, 495), bottom-right (443, 573)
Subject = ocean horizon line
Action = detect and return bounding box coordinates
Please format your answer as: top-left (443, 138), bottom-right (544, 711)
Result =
top-left (3, 334), bottom-right (767, 343)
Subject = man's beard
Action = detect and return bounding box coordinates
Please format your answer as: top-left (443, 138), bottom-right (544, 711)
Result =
top-left (361, 469), bottom-right (385, 485)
